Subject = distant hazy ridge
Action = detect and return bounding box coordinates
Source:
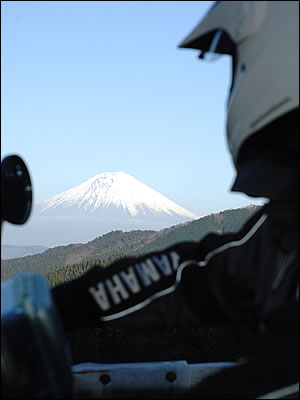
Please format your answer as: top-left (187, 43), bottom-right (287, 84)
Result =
top-left (1, 245), bottom-right (48, 260)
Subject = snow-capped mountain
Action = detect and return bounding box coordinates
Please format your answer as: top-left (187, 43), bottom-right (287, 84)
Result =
top-left (38, 172), bottom-right (198, 221)
top-left (3, 172), bottom-right (199, 248)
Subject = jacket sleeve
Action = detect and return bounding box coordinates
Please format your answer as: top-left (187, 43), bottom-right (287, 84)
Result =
top-left (51, 206), bottom-right (269, 332)
top-left (51, 240), bottom-right (228, 332)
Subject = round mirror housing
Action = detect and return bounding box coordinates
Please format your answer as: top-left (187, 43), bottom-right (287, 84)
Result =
top-left (1, 155), bottom-right (32, 225)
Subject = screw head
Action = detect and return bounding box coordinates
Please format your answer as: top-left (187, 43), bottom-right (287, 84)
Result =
top-left (99, 374), bottom-right (111, 385)
top-left (166, 371), bottom-right (176, 383)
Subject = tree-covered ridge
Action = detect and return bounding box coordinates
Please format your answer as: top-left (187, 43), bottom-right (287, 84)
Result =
top-left (132, 214), bottom-right (218, 256)
top-left (1, 206), bottom-right (260, 283)
top-left (1, 230), bottom-right (160, 281)
top-left (220, 206), bottom-right (259, 233)
top-left (45, 253), bottom-right (126, 288)
top-left (133, 206), bottom-right (259, 255)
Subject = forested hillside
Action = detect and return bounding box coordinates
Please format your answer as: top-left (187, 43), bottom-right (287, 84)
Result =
top-left (132, 205), bottom-right (259, 255)
top-left (1, 205), bottom-right (260, 284)
top-left (1, 230), bottom-right (160, 281)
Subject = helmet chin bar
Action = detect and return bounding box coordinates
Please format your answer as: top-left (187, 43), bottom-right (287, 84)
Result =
top-left (1, 155), bottom-right (32, 225)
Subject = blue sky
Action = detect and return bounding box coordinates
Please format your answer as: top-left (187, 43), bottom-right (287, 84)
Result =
top-left (1, 1), bottom-right (265, 219)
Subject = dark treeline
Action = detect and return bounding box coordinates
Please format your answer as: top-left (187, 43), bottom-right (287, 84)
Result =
top-left (45, 253), bottom-right (127, 288)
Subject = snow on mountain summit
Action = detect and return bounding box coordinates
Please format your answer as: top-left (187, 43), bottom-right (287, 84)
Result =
top-left (39, 172), bottom-right (199, 220)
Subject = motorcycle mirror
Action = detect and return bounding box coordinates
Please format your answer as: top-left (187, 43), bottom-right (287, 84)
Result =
top-left (1, 155), bottom-right (32, 225)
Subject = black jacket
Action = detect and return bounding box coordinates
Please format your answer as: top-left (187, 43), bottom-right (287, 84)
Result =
top-left (52, 201), bottom-right (299, 335)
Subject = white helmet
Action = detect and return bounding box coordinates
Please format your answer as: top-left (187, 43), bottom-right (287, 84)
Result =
top-left (179, 1), bottom-right (299, 166)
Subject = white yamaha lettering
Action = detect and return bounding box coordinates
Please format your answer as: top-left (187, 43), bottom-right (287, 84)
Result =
top-left (88, 251), bottom-right (181, 313)
top-left (120, 267), bottom-right (141, 294)
top-left (88, 283), bottom-right (111, 311)
top-left (170, 251), bottom-right (180, 271)
top-left (135, 259), bottom-right (161, 286)
top-left (105, 275), bottom-right (130, 305)
top-left (152, 254), bottom-right (172, 276)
